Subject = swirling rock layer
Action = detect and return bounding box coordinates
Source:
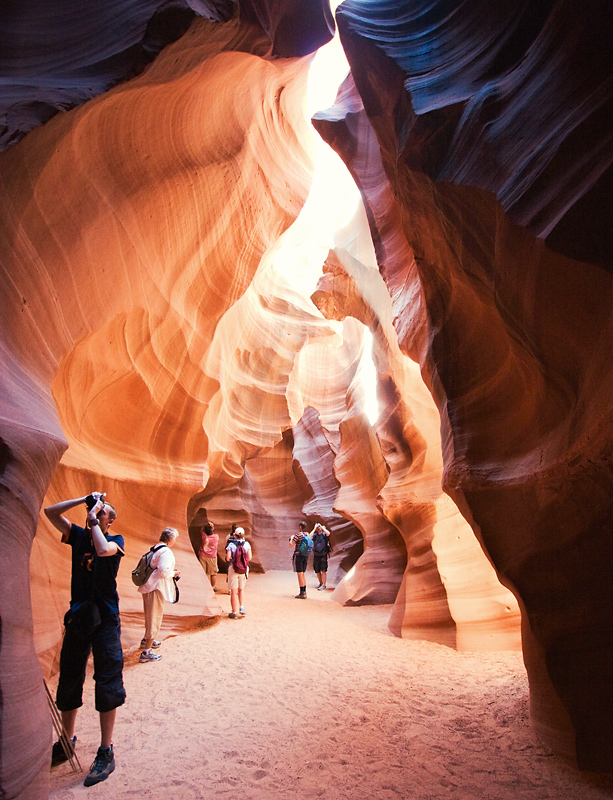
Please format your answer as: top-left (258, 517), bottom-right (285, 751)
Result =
top-left (326, 0), bottom-right (612, 771)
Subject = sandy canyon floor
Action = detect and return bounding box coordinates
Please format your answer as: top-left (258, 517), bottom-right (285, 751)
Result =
top-left (48, 571), bottom-right (613, 800)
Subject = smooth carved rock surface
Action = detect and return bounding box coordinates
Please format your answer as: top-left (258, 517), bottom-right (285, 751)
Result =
top-left (321, 0), bottom-right (612, 771)
top-left (0, 1), bottom-right (242, 151)
top-left (0, 0), bottom-right (336, 152)
top-left (0, 15), bottom-right (318, 797)
top-left (334, 0), bottom-right (613, 272)
top-left (0, 0), bottom-right (610, 796)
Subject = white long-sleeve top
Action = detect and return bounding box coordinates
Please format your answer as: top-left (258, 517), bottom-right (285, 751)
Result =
top-left (137, 544), bottom-right (176, 602)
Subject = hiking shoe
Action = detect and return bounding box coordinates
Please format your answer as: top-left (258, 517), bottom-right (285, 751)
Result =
top-left (51, 735), bottom-right (76, 767)
top-left (83, 745), bottom-right (115, 787)
top-left (139, 650), bottom-right (162, 662)
top-left (295, 592), bottom-right (307, 599)
top-left (140, 639), bottom-right (161, 648)
top-left (239, 606), bottom-right (246, 616)
top-left (228, 612), bottom-right (238, 619)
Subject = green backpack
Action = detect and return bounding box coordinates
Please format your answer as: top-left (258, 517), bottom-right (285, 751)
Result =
top-left (298, 534), bottom-right (313, 556)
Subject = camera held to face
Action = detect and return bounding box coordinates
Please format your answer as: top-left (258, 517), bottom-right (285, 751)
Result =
top-left (85, 493), bottom-right (102, 511)
top-left (228, 526), bottom-right (245, 543)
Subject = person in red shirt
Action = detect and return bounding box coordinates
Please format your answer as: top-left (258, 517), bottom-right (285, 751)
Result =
top-left (197, 521), bottom-right (219, 591)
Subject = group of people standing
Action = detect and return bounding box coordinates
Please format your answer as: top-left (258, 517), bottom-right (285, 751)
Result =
top-left (198, 519), bottom-right (332, 606)
top-left (43, 489), bottom-right (331, 788)
top-left (197, 521), bottom-right (252, 618)
top-left (289, 521), bottom-right (332, 598)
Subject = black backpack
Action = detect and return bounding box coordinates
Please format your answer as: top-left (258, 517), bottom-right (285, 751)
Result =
top-left (131, 544), bottom-right (166, 586)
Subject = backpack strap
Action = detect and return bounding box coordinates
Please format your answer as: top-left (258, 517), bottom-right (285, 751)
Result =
top-left (149, 543), bottom-right (167, 565)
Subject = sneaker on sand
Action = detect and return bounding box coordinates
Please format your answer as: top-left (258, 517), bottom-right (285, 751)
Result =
top-left (317, 585), bottom-right (327, 591)
top-left (83, 745), bottom-right (115, 787)
top-left (228, 612), bottom-right (239, 619)
top-left (239, 606), bottom-right (246, 616)
top-left (51, 735), bottom-right (76, 767)
top-left (139, 650), bottom-right (162, 663)
top-left (140, 639), bottom-right (161, 648)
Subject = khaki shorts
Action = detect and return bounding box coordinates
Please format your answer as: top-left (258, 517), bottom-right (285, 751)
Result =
top-left (227, 568), bottom-right (247, 590)
top-left (198, 554), bottom-right (219, 576)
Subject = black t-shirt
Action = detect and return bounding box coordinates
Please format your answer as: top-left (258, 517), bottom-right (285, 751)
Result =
top-left (68, 523), bottom-right (124, 618)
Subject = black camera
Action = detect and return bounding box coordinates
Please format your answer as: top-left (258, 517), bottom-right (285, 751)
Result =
top-left (85, 493), bottom-right (100, 510)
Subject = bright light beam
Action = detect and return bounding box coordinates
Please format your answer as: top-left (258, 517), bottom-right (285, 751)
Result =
top-left (306, 23), bottom-right (350, 118)
top-left (358, 328), bottom-right (380, 425)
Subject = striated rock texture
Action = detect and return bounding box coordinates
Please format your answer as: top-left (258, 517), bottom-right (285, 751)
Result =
top-left (0, 0), bottom-right (610, 796)
top-left (0, 10), bottom-right (323, 797)
top-left (0, 0), bottom-right (232, 152)
top-left (313, 0), bottom-right (612, 772)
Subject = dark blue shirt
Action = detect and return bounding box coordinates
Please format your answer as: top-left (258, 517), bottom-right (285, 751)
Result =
top-left (68, 523), bottom-right (124, 618)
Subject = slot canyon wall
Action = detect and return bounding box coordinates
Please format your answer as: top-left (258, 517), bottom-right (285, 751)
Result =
top-left (0, 0), bottom-right (611, 797)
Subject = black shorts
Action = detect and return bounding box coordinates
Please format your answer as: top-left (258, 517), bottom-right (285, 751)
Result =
top-left (56, 613), bottom-right (126, 713)
top-left (293, 552), bottom-right (308, 573)
top-left (313, 553), bottom-right (328, 573)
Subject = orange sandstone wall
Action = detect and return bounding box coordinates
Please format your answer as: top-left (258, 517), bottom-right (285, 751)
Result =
top-left (0, 14), bottom-right (316, 797)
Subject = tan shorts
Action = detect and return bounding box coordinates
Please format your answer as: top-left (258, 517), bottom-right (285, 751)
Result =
top-left (142, 589), bottom-right (165, 640)
top-left (198, 554), bottom-right (219, 576)
top-left (227, 568), bottom-right (247, 590)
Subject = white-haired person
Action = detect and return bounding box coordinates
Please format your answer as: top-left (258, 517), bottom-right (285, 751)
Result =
top-left (225, 526), bottom-right (251, 619)
top-left (138, 527), bottom-right (180, 661)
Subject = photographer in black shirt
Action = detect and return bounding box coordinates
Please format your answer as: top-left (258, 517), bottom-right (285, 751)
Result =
top-left (44, 491), bottom-right (125, 787)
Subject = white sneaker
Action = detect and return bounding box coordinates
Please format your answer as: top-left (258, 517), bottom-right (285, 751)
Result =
top-left (139, 650), bottom-right (162, 662)
top-left (239, 606), bottom-right (246, 616)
